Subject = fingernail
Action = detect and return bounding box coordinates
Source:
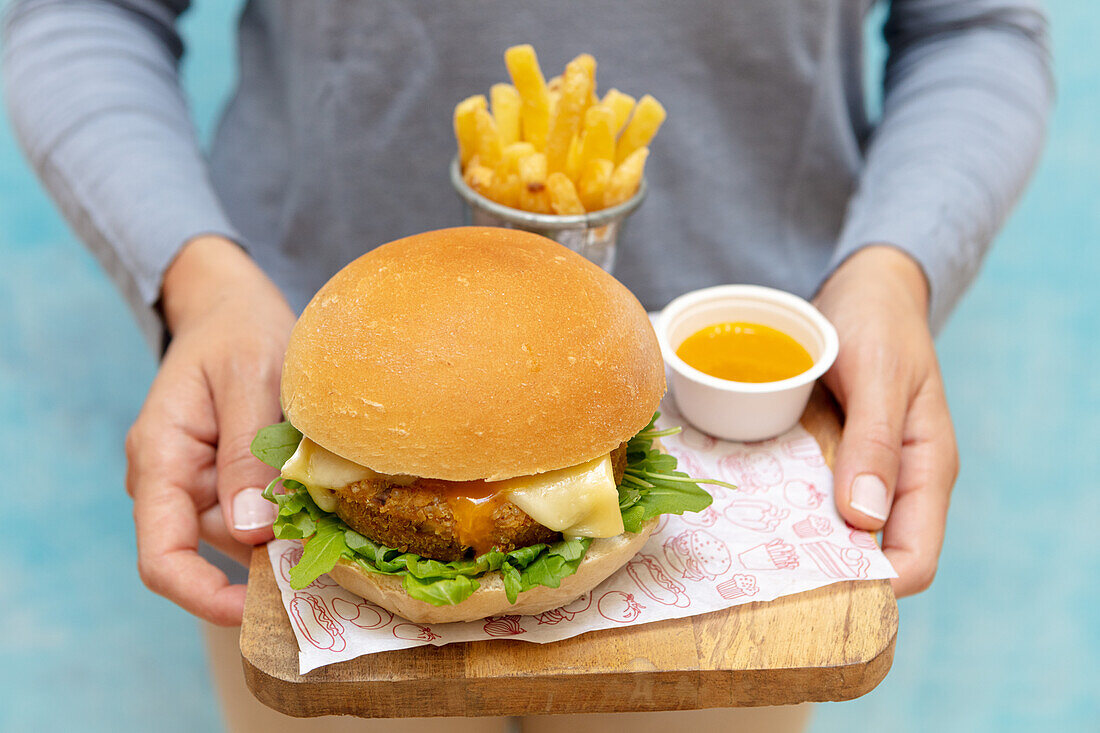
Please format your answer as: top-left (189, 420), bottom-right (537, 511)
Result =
top-left (849, 474), bottom-right (889, 521)
top-left (233, 488), bottom-right (277, 531)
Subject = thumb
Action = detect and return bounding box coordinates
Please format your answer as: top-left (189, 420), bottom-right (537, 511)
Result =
top-left (213, 357), bottom-right (283, 545)
top-left (826, 364), bottom-right (907, 531)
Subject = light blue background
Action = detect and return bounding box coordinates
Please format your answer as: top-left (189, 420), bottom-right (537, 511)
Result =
top-left (1, 3), bottom-right (1096, 731)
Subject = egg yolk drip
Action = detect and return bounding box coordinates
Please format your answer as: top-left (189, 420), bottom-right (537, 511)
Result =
top-left (676, 321), bottom-right (813, 383)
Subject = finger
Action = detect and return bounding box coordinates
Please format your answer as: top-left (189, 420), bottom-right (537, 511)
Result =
top-left (882, 382), bottom-right (958, 597)
top-left (827, 354), bottom-right (909, 531)
top-left (133, 477), bottom-right (247, 626)
top-left (209, 350), bottom-right (283, 545)
top-left (199, 503), bottom-right (255, 568)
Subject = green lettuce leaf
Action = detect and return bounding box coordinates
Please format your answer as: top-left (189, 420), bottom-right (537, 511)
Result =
top-left (250, 422), bottom-right (302, 469)
top-left (251, 413), bottom-right (727, 606)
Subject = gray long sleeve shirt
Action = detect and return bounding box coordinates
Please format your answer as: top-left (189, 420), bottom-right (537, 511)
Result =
top-left (3, 0), bottom-right (1052, 347)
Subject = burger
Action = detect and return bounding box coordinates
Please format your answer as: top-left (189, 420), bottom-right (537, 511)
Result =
top-left (250, 227), bottom-right (720, 623)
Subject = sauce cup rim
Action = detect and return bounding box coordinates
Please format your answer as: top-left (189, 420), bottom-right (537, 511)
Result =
top-left (656, 284), bottom-right (839, 395)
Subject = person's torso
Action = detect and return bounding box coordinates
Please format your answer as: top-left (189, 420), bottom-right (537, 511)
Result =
top-left (208, 0), bottom-right (875, 313)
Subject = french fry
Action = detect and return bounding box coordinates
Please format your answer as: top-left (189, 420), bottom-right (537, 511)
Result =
top-left (604, 147), bottom-right (648, 207)
top-left (546, 58), bottom-right (593, 173)
top-left (577, 158), bottom-right (614, 212)
top-left (517, 152), bottom-right (551, 213)
top-left (490, 172), bottom-right (522, 209)
top-left (600, 88), bottom-right (636, 136)
top-left (490, 84), bottom-right (521, 147)
top-left (578, 104), bottom-right (616, 171)
top-left (615, 94), bottom-right (665, 164)
top-left (564, 136), bottom-right (582, 182)
top-left (499, 142), bottom-right (536, 177)
top-left (472, 106), bottom-right (503, 169)
top-left (547, 172), bottom-right (585, 215)
top-left (463, 162), bottom-right (496, 199)
top-left (569, 53), bottom-right (598, 105)
top-left (504, 45), bottom-right (551, 150)
top-left (454, 94), bottom-right (487, 167)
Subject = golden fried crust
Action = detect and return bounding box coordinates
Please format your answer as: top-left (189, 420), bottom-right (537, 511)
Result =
top-left (331, 443), bottom-right (630, 561)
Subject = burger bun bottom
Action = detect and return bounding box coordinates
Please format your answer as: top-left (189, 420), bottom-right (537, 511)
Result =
top-left (326, 519), bottom-right (657, 624)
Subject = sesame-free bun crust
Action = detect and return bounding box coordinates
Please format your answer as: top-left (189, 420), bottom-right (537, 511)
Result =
top-left (281, 227), bottom-right (664, 481)
top-left (327, 520), bottom-right (657, 623)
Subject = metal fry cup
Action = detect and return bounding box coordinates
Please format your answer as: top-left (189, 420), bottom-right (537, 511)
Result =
top-left (450, 158), bottom-right (647, 273)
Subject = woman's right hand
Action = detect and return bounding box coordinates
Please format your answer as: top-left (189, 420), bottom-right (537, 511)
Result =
top-left (125, 236), bottom-right (296, 625)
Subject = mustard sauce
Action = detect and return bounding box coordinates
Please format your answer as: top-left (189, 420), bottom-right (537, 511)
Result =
top-left (676, 321), bottom-right (813, 383)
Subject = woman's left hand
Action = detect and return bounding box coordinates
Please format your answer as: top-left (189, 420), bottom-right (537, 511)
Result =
top-left (813, 245), bottom-right (959, 597)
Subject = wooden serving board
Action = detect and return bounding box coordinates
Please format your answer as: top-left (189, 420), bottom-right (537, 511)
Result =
top-left (240, 385), bottom-right (898, 717)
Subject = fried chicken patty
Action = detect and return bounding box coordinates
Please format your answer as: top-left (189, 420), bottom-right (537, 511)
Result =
top-left (330, 443), bottom-right (630, 561)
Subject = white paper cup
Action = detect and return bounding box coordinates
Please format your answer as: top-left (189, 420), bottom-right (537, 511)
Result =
top-left (656, 285), bottom-right (839, 442)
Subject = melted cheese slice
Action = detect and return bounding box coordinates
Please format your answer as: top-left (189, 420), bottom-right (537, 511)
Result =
top-left (280, 438), bottom-right (380, 512)
top-left (280, 438), bottom-right (624, 539)
top-left (496, 455), bottom-right (625, 539)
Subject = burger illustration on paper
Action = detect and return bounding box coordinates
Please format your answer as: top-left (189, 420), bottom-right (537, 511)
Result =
top-left (663, 529), bottom-right (732, 581)
top-left (737, 539), bottom-right (799, 570)
top-left (723, 499), bottom-right (789, 533)
top-left (289, 592), bottom-right (347, 652)
top-left (626, 554), bottom-right (691, 607)
top-left (719, 451), bottom-right (783, 493)
top-left (782, 435), bottom-right (826, 467)
top-left (783, 479), bottom-right (826, 510)
top-left (792, 515), bottom-right (833, 538)
top-left (803, 541), bottom-right (870, 579)
top-left (716, 573), bottom-right (759, 600)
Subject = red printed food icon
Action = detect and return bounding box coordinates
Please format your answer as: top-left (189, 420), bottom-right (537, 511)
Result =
top-left (680, 505), bottom-right (721, 527)
top-left (783, 479), bottom-right (826, 510)
top-left (716, 573), bottom-right (759, 600)
top-left (289, 592), bottom-right (346, 652)
top-left (533, 592), bottom-right (593, 625)
top-left (676, 422), bottom-right (716, 451)
top-left (737, 539), bottom-right (799, 570)
top-left (332, 597), bottom-right (394, 630)
top-left (782, 435), bottom-right (826, 467)
top-left (803, 541), bottom-right (870, 579)
top-left (723, 499), bottom-right (789, 532)
top-left (718, 451), bottom-right (783, 493)
top-left (597, 591), bottom-right (645, 623)
top-left (392, 623), bottom-right (441, 642)
top-left (626, 554), bottom-right (691, 607)
top-left (848, 528), bottom-right (879, 549)
top-left (792, 515), bottom-right (833, 538)
top-left (663, 529), bottom-right (732, 581)
top-left (483, 615), bottom-right (526, 637)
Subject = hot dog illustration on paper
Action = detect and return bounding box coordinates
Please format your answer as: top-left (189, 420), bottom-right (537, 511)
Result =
top-left (626, 554), bottom-right (691, 607)
top-left (597, 591), bottom-right (645, 623)
top-left (723, 498), bottom-right (790, 532)
top-left (392, 623), bottom-right (441, 642)
top-left (332, 597), bottom-right (394, 630)
top-left (483, 615), bottom-right (526, 637)
top-left (738, 539), bottom-right (799, 570)
top-left (718, 451), bottom-right (783, 493)
top-left (783, 479), bottom-right (827, 510)
top-left (716, 573), bottom-right (759, 600)
top-left (663, 529), bottom-right (732, 581)
top-left (792, 515), bottom-right (833, 538)
top-left (289, 592), bottom-right (347, 652)
top-left (533, 592), bottom-right (593, 625)
top-left (782, 435), bottom-right (826, 467)
top-left (803, 541), bottom-right (870, 579)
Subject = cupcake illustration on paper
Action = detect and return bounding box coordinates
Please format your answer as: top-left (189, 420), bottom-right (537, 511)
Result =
top-left (716, 573), bottom-right (759, 600)
top-left (792, 515), bottom-right (833, 538)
